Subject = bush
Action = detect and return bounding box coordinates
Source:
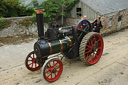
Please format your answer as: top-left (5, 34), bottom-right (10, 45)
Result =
top-left (0, 0), bottom-right (34, 18)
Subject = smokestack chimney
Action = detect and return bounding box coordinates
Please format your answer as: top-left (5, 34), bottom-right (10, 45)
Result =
top-left (35, 9), bottom-right (44, 39)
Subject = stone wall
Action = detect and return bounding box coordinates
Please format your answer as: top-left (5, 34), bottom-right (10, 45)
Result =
top-left (0, 16), bottom-right (48, 38)
top-left (101, 9), bottom-right (128, 35)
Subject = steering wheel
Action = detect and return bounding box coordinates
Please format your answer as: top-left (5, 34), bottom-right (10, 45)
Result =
top-left (74, 20), bottom-right (92, 41)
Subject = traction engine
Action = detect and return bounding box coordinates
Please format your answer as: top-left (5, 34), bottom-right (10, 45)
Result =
top-left (25, 9), bottom-right (104, 82)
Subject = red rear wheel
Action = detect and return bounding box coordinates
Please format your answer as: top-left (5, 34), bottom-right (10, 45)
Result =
top-left (25, 51), bottom-right (41, 71)
top-left (42, 57), bottom-right (63, 82)
top-left (79, 32), bottom-right (104, 65)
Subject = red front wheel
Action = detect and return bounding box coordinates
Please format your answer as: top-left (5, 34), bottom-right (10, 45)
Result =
top-left (25, 51), bottom-right (41, 71)
top-left (42, 57), bottom-right (63, 82)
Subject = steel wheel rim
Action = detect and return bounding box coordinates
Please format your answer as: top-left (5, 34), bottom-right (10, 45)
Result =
top-left (85, 34), bottom-right (103, 64)
top-left (26, 51), bottom-right (40, 71)
top-left (44, 59), bottom-right (63, 82)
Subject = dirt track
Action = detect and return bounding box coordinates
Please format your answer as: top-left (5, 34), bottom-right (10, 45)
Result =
top-left (0, 29), bottom-right (128, 85)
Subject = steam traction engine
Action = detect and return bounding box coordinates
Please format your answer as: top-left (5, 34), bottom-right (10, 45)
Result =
top-left (25, 9), bottom-right (104, 82)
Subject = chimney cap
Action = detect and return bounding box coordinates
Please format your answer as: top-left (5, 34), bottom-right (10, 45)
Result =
top-left (35, 9), bottom-right (45, 14)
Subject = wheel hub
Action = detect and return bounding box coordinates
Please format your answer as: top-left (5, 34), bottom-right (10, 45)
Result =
top-left (52, 68), bottom-right (57, 73)
top-left (32, 58), bottom-right (36, 63)
top-left (49, 67), bottom-right (57, 73)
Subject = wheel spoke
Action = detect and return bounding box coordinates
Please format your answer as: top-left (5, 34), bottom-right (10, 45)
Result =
top-left (32, 63), bottom-right (33, 68)
top-left (28, 63), bottom-right (32, 66)
top-left (86, 45), bottom-right (92, 48)
top-left (97, 46), bottom-right (102, 50)
top-left (53, 73), bottom-right (57, 76)
top-left (51, 73), bottom-right (53, 79)
top-left (85, 49), bottom-right (92, 54)
top-left (48, 62), bottom-right (52, 67)
top-left (54, 62), bottom-right (58, 67)
top-left (88, 40), bottom-right (91, 45)
top-left (93, 35), bottom-right (96, 42)
top-left (89, 39), bottom-right (93, 46)
top-left (85, 47), bottom-right (90, 51)
top-left (56, 65), bottom-right (60, 69)
top-left (45, 70), bottom-right (50, 74)
top-left (94, 39), bottom-right (100, 45)
top-left (47, 72), bottom-right (52, 78)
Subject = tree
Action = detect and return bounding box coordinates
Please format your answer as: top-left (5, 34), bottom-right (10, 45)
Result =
top-left (0, 0), bottom-right (34, 17)
top-left (40, 0), bottom-right (80, 23)
top-left (41, 0), bottom-right (63, 22)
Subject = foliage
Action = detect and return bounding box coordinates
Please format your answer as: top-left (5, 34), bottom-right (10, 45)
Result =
top-left (40, 0), bottom-right (63, 22)
top-left (0, 19), bottom-right (12, 31)
top-left (0, 0), bottom-right (34, 18)
top-left (32, 0), bottom-right (39, 7)
top-left (0, 0), bottom-right (80, 25)
top-left (64, 0), bottom-right (80, 12)
top-left (39, 0), bottom-right (80, 23)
